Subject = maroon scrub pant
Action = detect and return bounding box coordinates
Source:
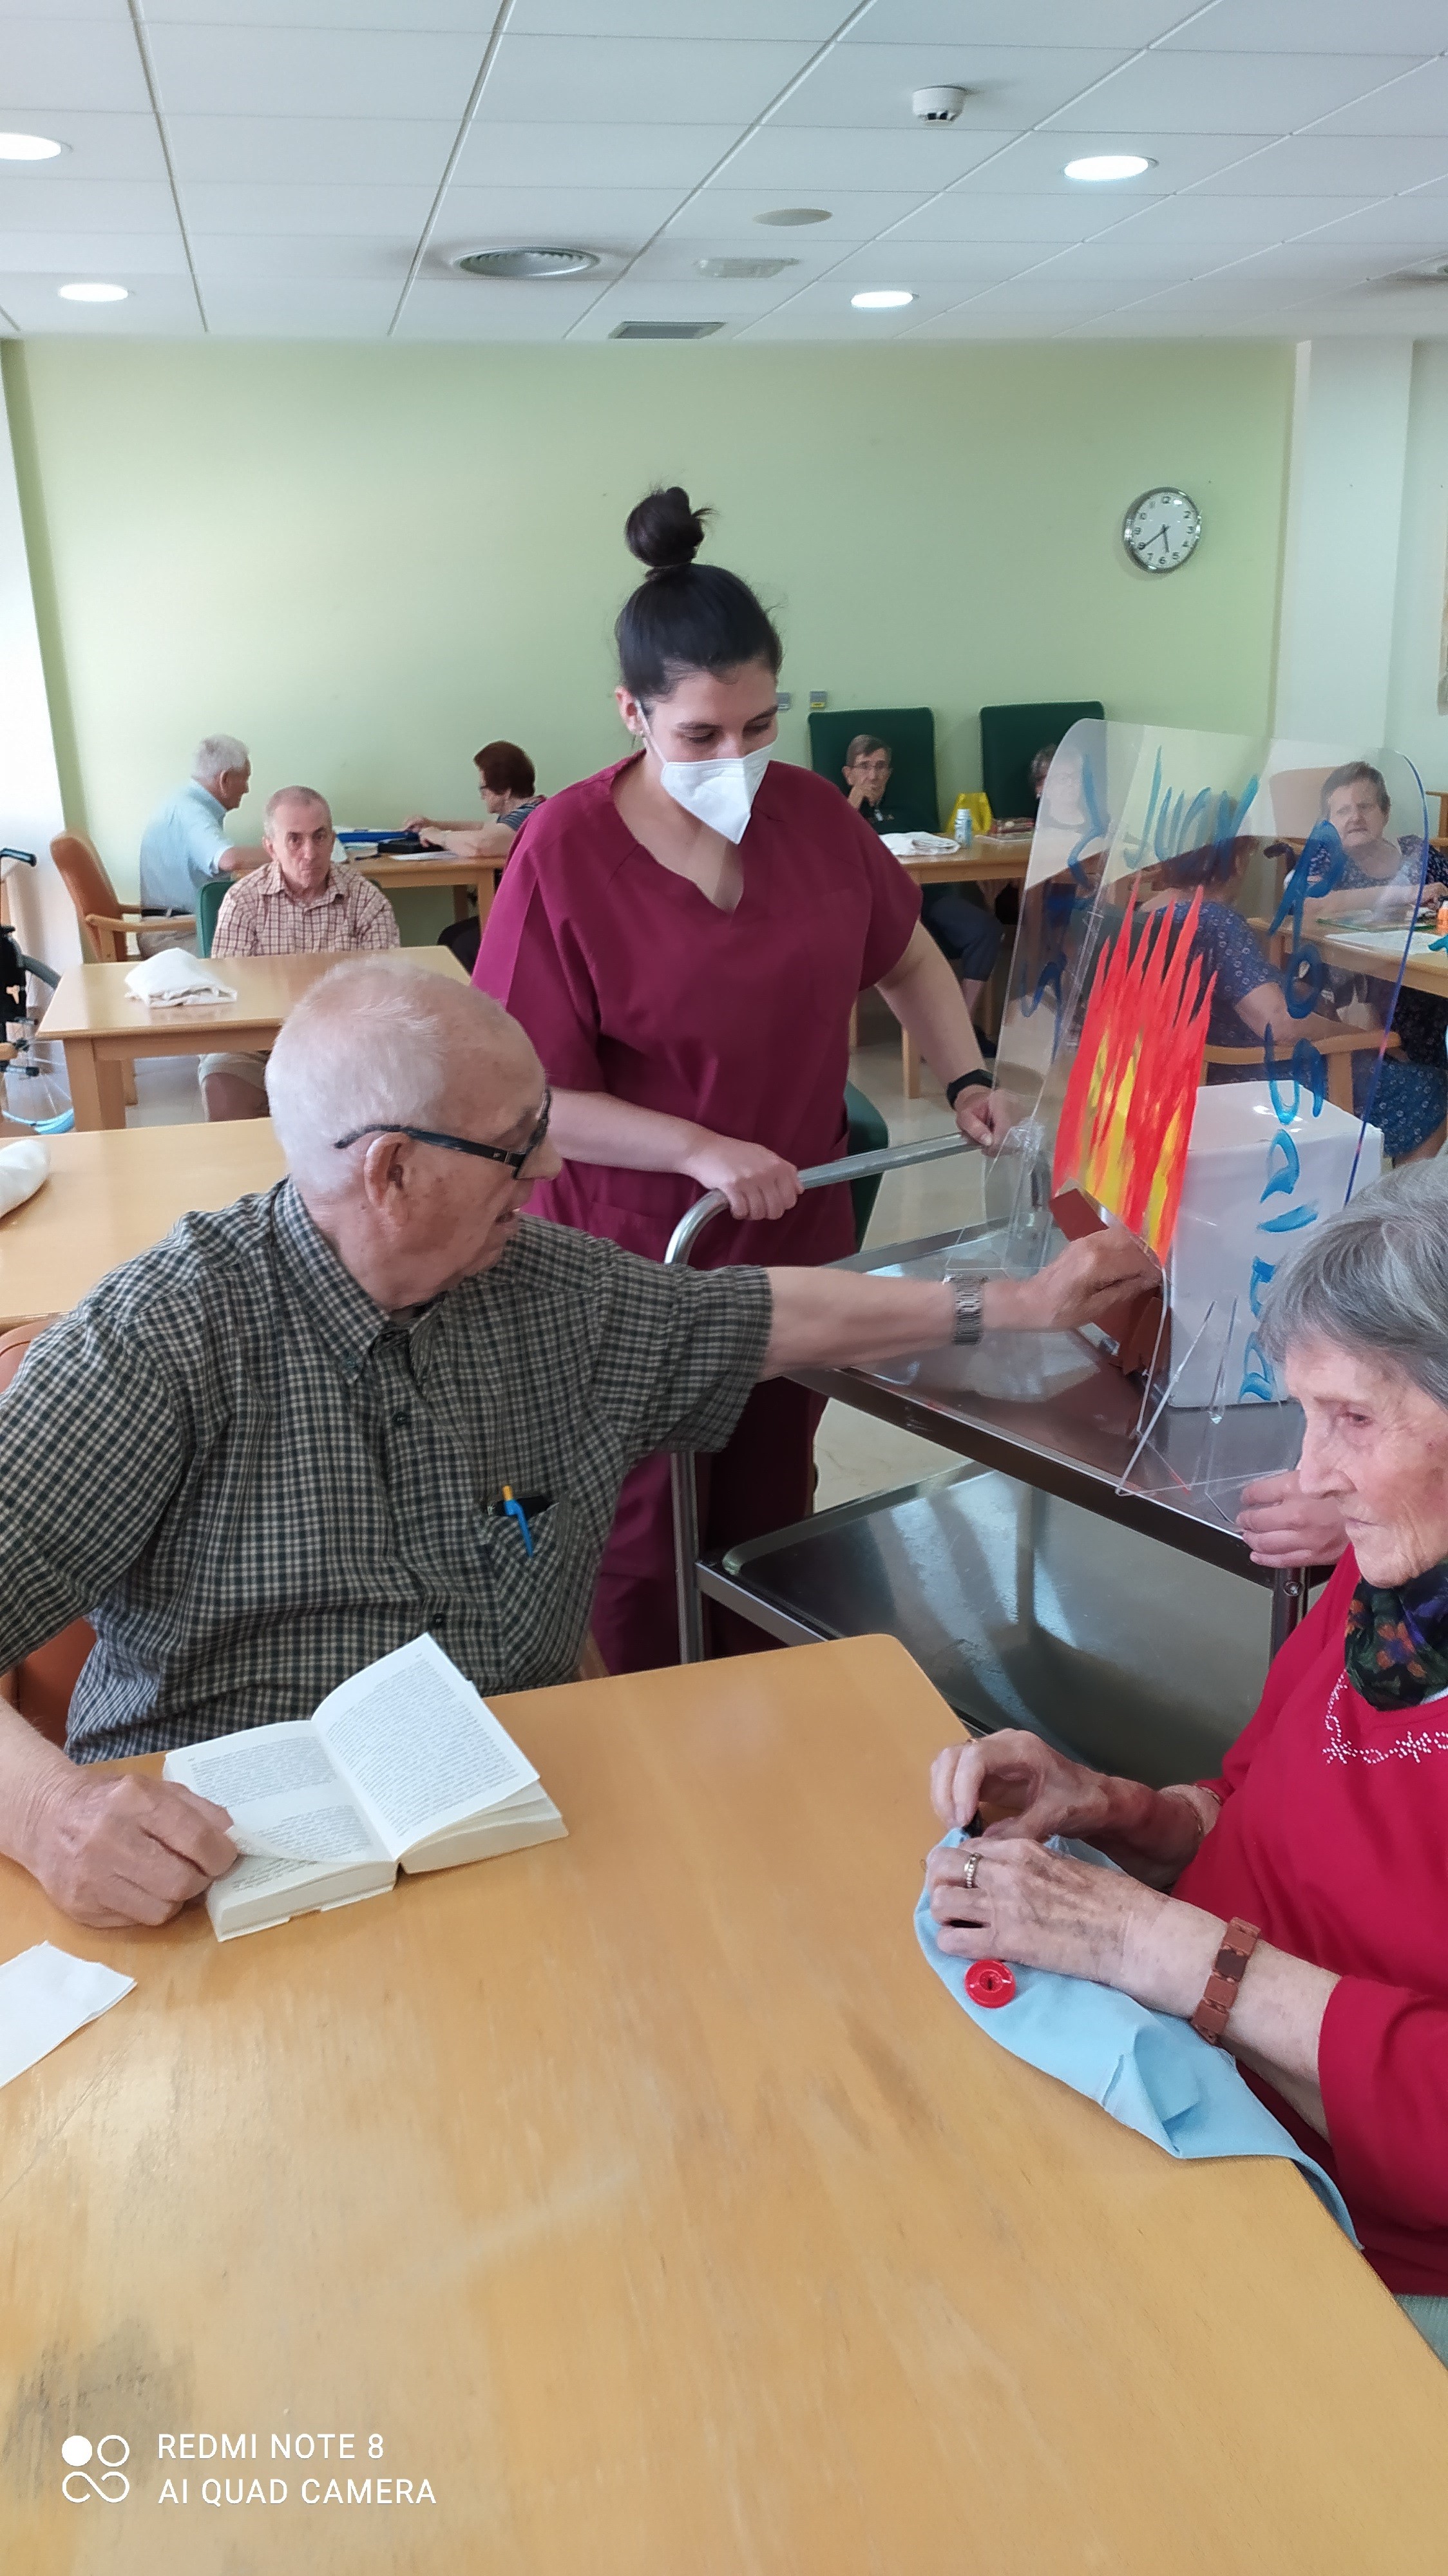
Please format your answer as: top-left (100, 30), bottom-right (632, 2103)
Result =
top-left (590, 1376), bottom-right (826, 1674)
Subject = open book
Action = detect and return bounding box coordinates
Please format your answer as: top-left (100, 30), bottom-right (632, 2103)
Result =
top-left (163, 1634), bottom-right (566, 1940)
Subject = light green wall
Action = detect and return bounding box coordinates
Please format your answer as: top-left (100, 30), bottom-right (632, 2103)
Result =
top-left (4, 337), bottom-right (1294, 900)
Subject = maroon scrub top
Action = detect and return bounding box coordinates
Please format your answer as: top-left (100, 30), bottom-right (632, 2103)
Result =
top-left (474, 753), bottom-right (921, 1271)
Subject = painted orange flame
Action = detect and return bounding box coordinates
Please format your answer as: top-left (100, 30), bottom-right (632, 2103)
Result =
top-left (1051, 886), bottom-right (1216, 1259)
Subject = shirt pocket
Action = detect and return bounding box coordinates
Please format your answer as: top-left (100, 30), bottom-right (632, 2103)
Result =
top-left (466, 1497), bottom-right (590, 1687)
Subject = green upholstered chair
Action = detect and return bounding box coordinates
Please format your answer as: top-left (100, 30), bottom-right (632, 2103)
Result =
top-left (979, 701), bottom-right (1104, 823)
top-left (808, 706), bottom-right (939, 831)
top-left (843, 1080), bottom-right (887, 1248)
top-left (192, 873), bottom-right (231, 957)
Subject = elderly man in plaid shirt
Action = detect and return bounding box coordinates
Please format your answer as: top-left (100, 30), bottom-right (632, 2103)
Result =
top-left (201, 783), bottom-right (399, 1122)
top-left (0, 961), bottom-right (1154, 1929)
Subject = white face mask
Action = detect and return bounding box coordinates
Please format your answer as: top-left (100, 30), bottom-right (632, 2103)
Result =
top-left (639, 719), bottom-right (772, 844)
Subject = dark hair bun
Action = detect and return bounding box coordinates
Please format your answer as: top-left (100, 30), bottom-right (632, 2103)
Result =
top-left (625, 485), bottom-right (711, 574)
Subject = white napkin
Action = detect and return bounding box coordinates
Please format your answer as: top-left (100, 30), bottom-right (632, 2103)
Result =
top-left (880, 831), bottom-right (961, 857)
top-left (0, 1134), bottom-right (49, 1218)
top-left (0, 1941), bottom-right (135, 2087)
top-left (123, 950), bottom-right (238, 1007)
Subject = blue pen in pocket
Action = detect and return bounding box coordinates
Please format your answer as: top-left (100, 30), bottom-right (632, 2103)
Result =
top-left (500, 1484), bottom-right (534, 1558)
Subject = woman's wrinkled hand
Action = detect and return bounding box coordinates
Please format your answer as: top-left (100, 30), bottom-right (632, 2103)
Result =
top-left (681, 1132), bottom-right (802, 1224)
top-left (953, 1084), bottom-right (1021, 1153)
top-left (929, 1728), bottom-right (1110, 1843)
top-left (925, 1834), bottom-right (1156, 1985)
top-left (1007, 1222), bottom-right (1159, 1334)
top-left (1237, 1470), bottom-right (1347, 1569)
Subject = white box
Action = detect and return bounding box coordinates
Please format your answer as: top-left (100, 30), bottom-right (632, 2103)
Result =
top-left (1166, 1082), bottom-right (1382, 1410)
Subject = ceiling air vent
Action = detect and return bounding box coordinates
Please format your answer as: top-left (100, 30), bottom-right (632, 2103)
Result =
top-left (609, 320), bottom-right (724, 340)
top-left (695, 256), bottom-right (796, 280)
top-left (453, 247), bottom-right (598, 279)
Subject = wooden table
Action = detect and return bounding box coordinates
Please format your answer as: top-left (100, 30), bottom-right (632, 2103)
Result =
top-left (1321, 925), bottom-right (1448, 1003)
top-left (37, 945), bottom-right (468, 1132)
top-left (5, 1636), bottom-right (1444, 2574)
top-left (347, 851), bottom-right (506, 926)
top-left (0, 1121), bottom-right (286, 1329)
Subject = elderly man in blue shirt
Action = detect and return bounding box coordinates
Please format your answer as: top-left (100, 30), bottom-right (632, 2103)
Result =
top-left (137, 732), bottom-right (265, 945)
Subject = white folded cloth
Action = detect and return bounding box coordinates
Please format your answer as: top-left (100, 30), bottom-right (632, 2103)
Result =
top-left (0, 1942), bottom-right (135, 2088)
top-left (880, 831), bottom-right (962, 857)
top-left (124, 949), bottom-right (238, 1007)
top-left (0, 1133), bottom-right (49, 1218)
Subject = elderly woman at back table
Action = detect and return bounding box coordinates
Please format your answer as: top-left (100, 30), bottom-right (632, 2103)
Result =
top-left (406, 739), bottom-right (544, 865)
top-left (927, 1160), bottom-right (1448, 2365)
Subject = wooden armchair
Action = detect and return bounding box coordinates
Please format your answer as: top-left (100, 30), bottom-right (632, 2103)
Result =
top-left (0, 1319), bottom-right (93, 1748)
top-left (1203, 1027), bottom-right (1401, 1117)
top-left (50, 831), bottom-right (194, 963)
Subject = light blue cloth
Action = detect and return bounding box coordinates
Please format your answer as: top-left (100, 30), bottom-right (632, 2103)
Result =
top-left (917, 1830), bottom-right (1355, 2240)
top-left (138, 781), bottom-right (232, 911)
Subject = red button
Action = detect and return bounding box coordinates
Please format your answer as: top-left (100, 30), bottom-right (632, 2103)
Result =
top-left (965, 1959), bottom-right (1016, 2008)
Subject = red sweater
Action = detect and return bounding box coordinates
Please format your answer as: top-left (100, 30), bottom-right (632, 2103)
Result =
top-left (1178, 1552), bottom-right (1448, 2293)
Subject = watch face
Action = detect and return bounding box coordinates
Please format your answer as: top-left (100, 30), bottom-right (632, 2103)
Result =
top-left (1123, 487), bottom-right (1202, 574)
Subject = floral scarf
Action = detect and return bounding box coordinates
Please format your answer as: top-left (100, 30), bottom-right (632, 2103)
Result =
top-left (1344, 1562), bottom-right (1448, 1710)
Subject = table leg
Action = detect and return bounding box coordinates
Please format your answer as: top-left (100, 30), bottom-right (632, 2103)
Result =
top-left (63, 1039), bottom-right (119, 1132)
top-left (475, 866), bottom-right (501, 931)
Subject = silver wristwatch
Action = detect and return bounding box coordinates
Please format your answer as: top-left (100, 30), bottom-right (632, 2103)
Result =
top-left (950, 1274), bottom-right (986, 1346)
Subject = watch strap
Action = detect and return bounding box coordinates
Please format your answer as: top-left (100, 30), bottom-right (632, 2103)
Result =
top-left (946, 1070), bottom-right (993, 1108)
top-left (1190, 1917), bottom-right (1261, 2047)
top-left (950, 1276), bottom-right (986, 1347)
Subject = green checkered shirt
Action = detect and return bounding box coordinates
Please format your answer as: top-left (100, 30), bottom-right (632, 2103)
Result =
top-left (0, 1181), bottom-right (771, 1761)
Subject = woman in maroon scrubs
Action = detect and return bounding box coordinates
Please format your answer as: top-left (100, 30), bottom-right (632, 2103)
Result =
top-left (476, 486), bottom-right (1002, 1672)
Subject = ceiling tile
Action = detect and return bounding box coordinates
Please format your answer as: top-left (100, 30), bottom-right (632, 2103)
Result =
top-left (1189, 137), bottom-right (1448, 194)
top-left (888, 193), bottom-right (1150, 243)
top-left (190, 233), bottom-right (418, 283)
top-left (0, 17), bottom-right (151, 112)
top-left (473, 34), bottom-right (816, 127)
top-left (722, 124), bottom-right (1016, 191)
top-left (0, 111), bottom-right (168, 180)
top-left (433, 184), bottom-right (685, 250)
top-left (0, 229), bottom-right (188, 272)
top-left (0, 272), bottom-right (203, 330)
top-left (508, 1), bottom-right (844, 32)
top-left (451, 120), bottom-right (738, 187)
top-left (146, 1), bottom-right (499, 22)
top-left (180, 182), bottom-right (436, 236)
top-left (841, 0), bottom-right (1183, 41)
top-left (0, 0), bottom-right (131, 17)
top-left (1114, 193), bottom-right (1377, 242)
top-left (1158, 0), bottom-right (1448, 52)
top-left (1311, 62), bottom-right (1448, 140)
top-left (0, 177), bottom-right (175, 229)
top-left (202, 280), bottom-right (403, 336)
top-left (1046, 51), bottom-right (1427, 135)
top-left (146, 25), bottom-right (486, 122)
top-left (392, 276), bottom-right (605, 337)
top-left (663, 185), bottom-right (930, 242)
top-left (1306, 192), bottom-right (1448, 251)
top-left (166, 117), bottom-right (457, 187)
top-left (770, 43), bottom-right (1133, 130)
top-left (804, 239), bottom-right (1034, 287)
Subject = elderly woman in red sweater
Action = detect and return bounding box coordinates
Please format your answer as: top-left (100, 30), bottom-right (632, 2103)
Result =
top-left (928, 1157), bottom-right (1448, 2362)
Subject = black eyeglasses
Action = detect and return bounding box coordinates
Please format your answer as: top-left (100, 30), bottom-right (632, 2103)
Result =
top-left (334, 1090), bottom-right (551, 1177)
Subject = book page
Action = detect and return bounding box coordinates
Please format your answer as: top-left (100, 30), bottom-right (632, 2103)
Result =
top-left (312, 1634), bottom-right (539, 1859)
top-left (164, 1721), bottom-right (389, 1870)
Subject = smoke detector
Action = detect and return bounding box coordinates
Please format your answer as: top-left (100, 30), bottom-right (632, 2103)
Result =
top-left (913, 85), bottom-right (969, 122)
top-left (453, 247), bottom-right (598, 279)
top-left (695, 256), bottom-right (796, 280)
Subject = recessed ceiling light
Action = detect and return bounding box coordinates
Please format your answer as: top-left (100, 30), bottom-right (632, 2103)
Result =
top-left (454, 247), bottom-right (598, 279)
top-left (1063, 154), bottom-right (1153, 183)
top-left (58, 281), bottom-right (128, 303)
top-left (754, 207), bottom-right (832, 227)
top-left (852, 289), bottom-right (914, 310)
top-left (0, 132), bottom-right (63, 161)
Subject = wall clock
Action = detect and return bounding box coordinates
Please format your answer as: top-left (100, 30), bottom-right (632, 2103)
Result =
top-left (1122, 487), bottom-right (1202, 574)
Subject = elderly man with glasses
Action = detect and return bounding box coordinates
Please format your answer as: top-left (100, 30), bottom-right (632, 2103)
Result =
top-left (0, 961), bottom-right (1153, 1931)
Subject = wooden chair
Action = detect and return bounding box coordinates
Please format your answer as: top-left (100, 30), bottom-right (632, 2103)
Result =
top-left (0, 1318), bottom-right (93, 1748)
top-left (49, 829), bottom-right (194, 964)
top-left (1203, 1027), bottom-right (1400, 1117)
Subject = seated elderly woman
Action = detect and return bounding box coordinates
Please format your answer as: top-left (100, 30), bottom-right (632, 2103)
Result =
top-left (927, 1158), bottom-right (1448, 2363)
top-left (408, 739), bottom-right (544, 864)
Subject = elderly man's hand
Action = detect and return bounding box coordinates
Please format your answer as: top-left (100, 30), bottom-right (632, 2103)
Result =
top-left (926, 1834), bottom-right (1155, 1986)
top-left (25, 1770), bottom-right (238, 1931)
top-left (1005, 1222), bottom-right (1159, 1334)
top-left (930, 1728), bottom-right (1110, 1843)
top-left (1237, 1470), bottom-right (1347, 1569)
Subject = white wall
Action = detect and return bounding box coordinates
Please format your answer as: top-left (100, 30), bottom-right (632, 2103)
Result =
top-left (1273, 337), bottom-right (1414, 749)
top-left (0, 363), bottom-right (74, 972)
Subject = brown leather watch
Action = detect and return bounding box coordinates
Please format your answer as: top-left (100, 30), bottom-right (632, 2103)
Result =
top-left (1190, 1917), bottom-right (1261, 2047)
